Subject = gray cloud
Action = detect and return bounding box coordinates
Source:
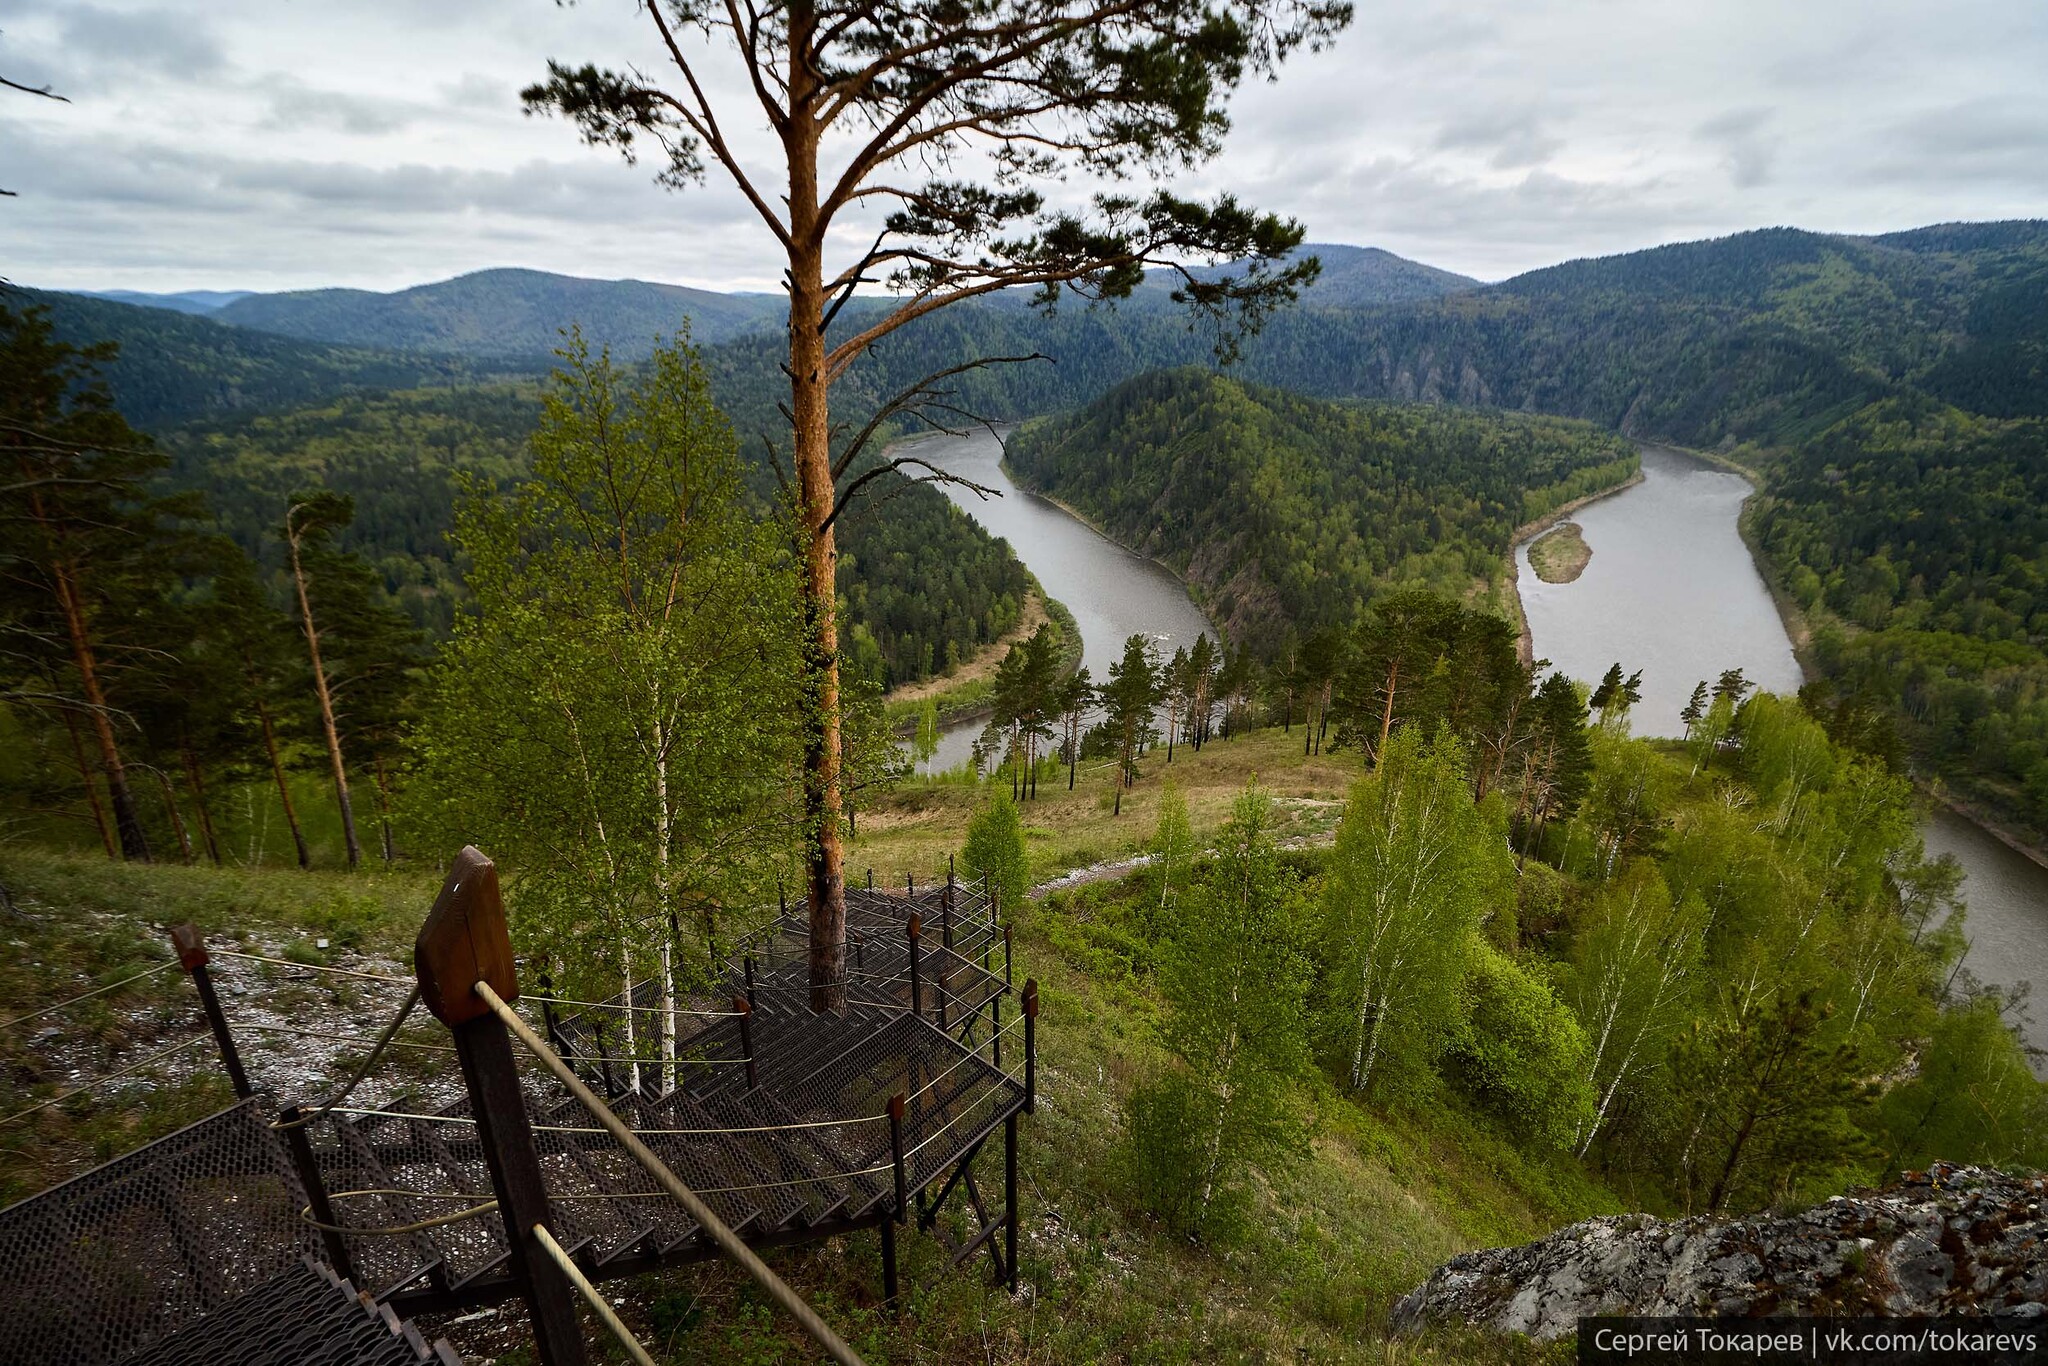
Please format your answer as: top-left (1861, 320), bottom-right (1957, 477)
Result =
top-left (1696, 108), bottom-right (1778, 189)
top-left (1436, 108), bottom-right (1566, 170)
top-left (58, 3), bottom-right (227, 78)
top-left (4, 0), bottom-right (2045, 292)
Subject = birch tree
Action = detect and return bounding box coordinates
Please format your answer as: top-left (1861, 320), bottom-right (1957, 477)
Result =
top-left (1322, 726), bottom-right (1504, 1093)
top-left (1127, 786), bottom-right (1307, 1235)
top-left (414, 334), bottom-right (804, 1085)
top-left (524, 0), bottom-right (1349, 1009)
top-left (1563, 861), bottom-right (1705, 1154)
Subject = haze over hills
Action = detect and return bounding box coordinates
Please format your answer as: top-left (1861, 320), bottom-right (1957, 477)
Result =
top-left (78, 289), bottom-right (255, 315)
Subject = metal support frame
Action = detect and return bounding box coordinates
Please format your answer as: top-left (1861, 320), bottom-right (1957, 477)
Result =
top-left (279, 1102), bottom-right (356, 1283)
top-left (906, 915), bottom-right (923, 1019)
top-left (170, 923), bottom-right (250, 1098)
top-left (1022, 979), bottom-right (1038, 1114)
top-left (734, 996), bottom-right (758, 1090)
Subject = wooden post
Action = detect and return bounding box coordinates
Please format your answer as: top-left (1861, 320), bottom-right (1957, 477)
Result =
top-left (906, 914), bottom-right (923, 1019)
top-left (734, 996), bottom-right (757, 1090)
top-left (415, 847), bottom-right (588, 1366)
top-left (1004, 1113), bottom-right (1019, 1294)
top-left (170, 924), bottom-right (250, 1098)
top-left (1022, 979), bottom-right (1038, 1114)
top-left (888, 1092), bottom-right (907, 1224)
top-left (280, 1103), bottom-right (356, 1282)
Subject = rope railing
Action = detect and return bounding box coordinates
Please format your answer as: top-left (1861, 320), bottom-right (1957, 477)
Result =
top-left (0, 959), bottom-right (180, 1032)
top-left (209, 949), bottom-right (416, 985)
top-left (475, 978), bottom-right (868, 1366)
top-left (532, 1224), bottom-right (657, 1366)
top-left (271, 984), bottom-right (429, 1130)
top-left (0, 1033), bottom-right (212, 1127)
top-left (526, 993), bottom-right (744, 1018)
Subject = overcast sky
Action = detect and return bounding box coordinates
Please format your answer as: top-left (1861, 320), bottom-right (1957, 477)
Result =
top-left (4, 0), bottom-right (2045, 294)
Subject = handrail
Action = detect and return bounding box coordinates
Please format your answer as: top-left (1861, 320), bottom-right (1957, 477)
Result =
top-left (475, 979), bottom-right (868, 1366)
top-left (532, 1224), bottom-right (657, 1366)
top-left (0, 959), bottom-right (179, 1031)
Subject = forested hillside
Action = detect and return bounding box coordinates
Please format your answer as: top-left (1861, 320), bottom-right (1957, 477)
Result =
top-left (27, 288), bottom-right (483, 427)
top-left (1753, 396), bottom-right (2048, 840)
top-left (163, 377), bottom-right (1026, 685)
top-left (1007, 369), bottom-right (1637, 651)
top-left (15, 287), bottom-right (1030, 690)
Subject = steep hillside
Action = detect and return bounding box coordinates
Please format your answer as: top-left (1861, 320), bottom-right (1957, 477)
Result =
top-left (20, 287), bottom-right (477, 427)
top-left (217, 268), bottom-right (785, 360)
top-left (1006, 368), bottom-right (1636, 651)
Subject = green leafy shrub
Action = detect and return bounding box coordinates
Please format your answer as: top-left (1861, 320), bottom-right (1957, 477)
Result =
top-left (1451, 940), bottom-right (1596, 1149)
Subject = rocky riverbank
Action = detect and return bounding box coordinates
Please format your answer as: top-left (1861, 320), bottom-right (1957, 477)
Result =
top-left (1393, 1164), bottom-right (2048, 1342)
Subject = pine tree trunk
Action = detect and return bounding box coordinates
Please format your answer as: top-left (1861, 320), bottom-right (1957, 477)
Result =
top-left (44, 542), bottom-right (150, 861)
top-left (249, 678), bottom-right (311, 871)
top-left (374, 756), bottom-right (397, 864)
top-left (181, 745), bottom-right (223, 865)
top-left (786, 84), bottom-right (847, 1015)
top-left (287, 531), bottom-right (362, 869)
top-left (61, 706), bottom-right (116, 859)
top-left (152, 767), bottom-right (193, 861)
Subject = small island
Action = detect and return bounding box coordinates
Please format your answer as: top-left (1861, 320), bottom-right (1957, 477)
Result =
top-left (1529, 521), bottom-right (1592, 583)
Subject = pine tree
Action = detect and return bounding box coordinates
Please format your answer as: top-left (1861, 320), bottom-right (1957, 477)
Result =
top-left (0, 303), bottom-right (200, 862)
top-left (1101, 634), bottom-right (1161, 816)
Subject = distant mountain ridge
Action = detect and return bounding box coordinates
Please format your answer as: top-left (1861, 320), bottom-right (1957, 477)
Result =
top-left (214, 267), bottom-right (787, 361)
top-left (76, 289), bottom-right (255, 315)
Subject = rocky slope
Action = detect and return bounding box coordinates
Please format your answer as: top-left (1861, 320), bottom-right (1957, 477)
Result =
top-left (1393, 1165), bottom-right (2048, 1341)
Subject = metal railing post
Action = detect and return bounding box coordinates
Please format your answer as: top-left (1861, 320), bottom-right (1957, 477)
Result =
top-left (279, 1102), bottom-right (355, 1283)
top-left (1022, 979), bottom-right (1039, 1114)
top-left (743, 955), bottom-right (757, 1014)
top-left (1003, 924), bottom-right (1014, 988)
top-left (536, 971), bottom-right (566, 1052)
top-left (888, 1092), bottom-right (907, 1223)
top-left (734, 995), bottom-right (757, 1090)
top-left (906, 914), bottom-right (923, 1019)
top-left (992, 990), bottom-right (1003, 1069)
top-left (169, 923), bottom-right (250, 1098)
top-left (1004, 1112), bottom-right (1019, 1294)
top-left (415, 847), bottom-right (589, 1366)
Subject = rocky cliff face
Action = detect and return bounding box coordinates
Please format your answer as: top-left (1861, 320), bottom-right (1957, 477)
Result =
top-left (1393, 1165), bottom-right (2048, 1342)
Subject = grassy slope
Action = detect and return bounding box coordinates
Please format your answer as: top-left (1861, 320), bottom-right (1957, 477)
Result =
top-left (1, 730), bottom-right (1609, 1363)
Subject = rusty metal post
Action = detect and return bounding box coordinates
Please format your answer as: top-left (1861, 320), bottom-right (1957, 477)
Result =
top-left (279, 1103), bottom-right (356, 1282)
top-left (941, 878), bottom-right (954, 951)
top-left (880, 1203), bottom-right (898, 1303)
top-left (734, 996), bottom-right (757, 1090)
top-left (170, 924), bottom-right (250, 1098)
top-left (906, 914), bottom-right (923, 1019)
top-left (1004, 1112), bottom-right (1019, 1294)
top-left (867, 867), bottom-right (874, 891)
top-left (888, 1092), bottom-right (907, 1224)
top-left (992, 989), bottom-right (1003, 1070)
top-left (1022, 979), bottom-right (1039, 1114)
top-left (416, 847), bottom-right (588, 1366)
top-left (743, 955), bottom-right (757, 1014)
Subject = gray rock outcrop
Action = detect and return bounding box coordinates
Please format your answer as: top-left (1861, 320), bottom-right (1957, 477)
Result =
top-left (1392, 1164), bottom-right (2048, 1342)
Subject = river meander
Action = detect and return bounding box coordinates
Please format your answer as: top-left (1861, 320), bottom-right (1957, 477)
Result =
top-left (907, 427), bottom-right (2048, 1060)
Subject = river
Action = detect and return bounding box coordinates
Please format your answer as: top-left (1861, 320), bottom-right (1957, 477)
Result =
top-left (905, 427), bottom-right (2048, 1060)
top-left (1516, 445), bottom-right (2048, 1062)
top-left (902, 425), bottom-right (1213, 773)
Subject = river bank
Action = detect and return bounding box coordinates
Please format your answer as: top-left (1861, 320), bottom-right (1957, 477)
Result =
top-left (1505, 466), bottom-right (1645, 667)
